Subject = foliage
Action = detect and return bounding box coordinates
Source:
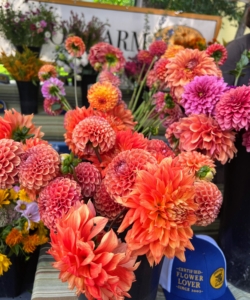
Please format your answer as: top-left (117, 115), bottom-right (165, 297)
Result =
top-left (93, 0), bottom-right (135, 6)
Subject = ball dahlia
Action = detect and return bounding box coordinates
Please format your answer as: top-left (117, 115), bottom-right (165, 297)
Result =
top-left (75, 162), bottom-right (102, 198)
top-left (194, 180), bottom-right (222, 226)
top-left (149, 40), bottom-right (167, 57)
top-left (38, 177), bottom-right (82, 231)
top-left (215, 85), bottom-right (250, 131)
top-left (0, 139), bottom-right (23, 189)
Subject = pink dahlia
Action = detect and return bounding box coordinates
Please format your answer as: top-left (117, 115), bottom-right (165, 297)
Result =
top-left (242, 131), bottom-right (250, 152)
top-left (149, 40), bottom-right (167, 57)
top-left (88, 42), bottom-right (125, 73)
top-left (75, 162), bottom-right (102, 198)
top-left (137, 50), bottom-right (154, 65)
top-left (72, 116), bottom-right (116, 156)
top-left (19, 144), bottom-right (60, 194)
top-left (181, 75), bottom-right (227, 116)
top-left (215, 85), bottom-right (250, 131)
top-left (205, 43), bottom-right (227, 66)
top-left (94, 181), bottom-right (125, 222)
top-left (147, 139), bottom-right (175, 162)
top-left (194, 180), bottom-right (223, 226)
top-left (43, 98), bottom-right (63, 116)
top-left (38, 177), bottom-right (82, 231)
top-left (0, 139), bottom-right (23, 189)
top-left (146, 69), bottom-right (158, 89)
top-left (165, 114), bottom-right (237, 164)
top-left (154, 58), bottom-right (169, 82)
top-left (41, 78), bottom-right (66, 101)
top-left (104, 149), bottom-right (157, 200)
top-left (98, 70), bottom-right (121, 87)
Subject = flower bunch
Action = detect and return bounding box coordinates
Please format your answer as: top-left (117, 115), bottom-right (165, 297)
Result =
top-left (0, 0), bottom-right (60, 48)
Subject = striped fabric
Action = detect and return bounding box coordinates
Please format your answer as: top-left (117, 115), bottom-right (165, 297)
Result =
top-left (31, 244), bottom-right (250, 300)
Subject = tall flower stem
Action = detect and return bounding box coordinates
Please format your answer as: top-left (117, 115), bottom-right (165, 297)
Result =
top-left (60, 96), bottom-right (72, 111)
top-left (128, 64), bottom-right (146, 110)
top-left (74, 57), bottom-right (78, 108)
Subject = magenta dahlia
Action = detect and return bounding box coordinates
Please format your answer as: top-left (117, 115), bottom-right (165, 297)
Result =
top-left (149, 40), bottom-right (167, 57)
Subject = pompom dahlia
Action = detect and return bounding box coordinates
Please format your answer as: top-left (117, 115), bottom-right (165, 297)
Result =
top-left (41, 78), bottom-right (66, 101)
top-left (162, 45), bottom-right (184, 59)
top-left (149, 40), bottom-right (167, 57)
top-left (242, 131), bottom-right (250, 152)
top-left (165, 48), bottom-right (222, 101)
top-left (0, 109), bottom-right (44, 140)
top-left (0, 139), bottom-right (23, 189)
top-left (72, 116), bottom-right (116, 156)
top-left (147, 139), bottom-right (175, 162)
top-left (137, 50), bottom-right (154, 65)
top-left (19, 144), bottom-right (60, 194)
top-left (215, 85), bottom-right (250, 131)
top-left (22, 138), bottom-right (49, 152)
top-left (75, 162), bottom-right (102, 198)
top-left (43, 98), bottom-right (63, 116)
top-left (94, 181), bottom-right (125, 222)
top-left (176, 151), bottom-right (216, 181)
top-left (104, 149), bottom-right (157, 200)
top-left (205, 43), bottom-right (227, 66)
top-left (194, 180), bottom-right (222, 226)
top-left (98, 70), bottom-right (121, 87)
top-left (181, 75), bottom-right (227, 116)
top-left (87, 82), bottom-right (120, 112)
top-left (165, 114), bottom-right (237, 164)
top-left (48, 201), bottom-right (139, 299)
top-left (38, 177), bottom-right (82, 231)
top-left (118, 157), bottom-right (197, 266)
top-left (88, 42), bottom-right (125, 73)
top-left (38, 64), bottom-right (57, 82)
top-left (65, 36), bottom-right (86, 57)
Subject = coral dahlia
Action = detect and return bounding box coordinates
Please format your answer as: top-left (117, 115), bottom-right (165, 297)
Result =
top-left (137, 50), bottom-right (154, 65)
top-left (38, 64), bottom-right (57, 82)
top-left (38, 177), bottom-right (82, 231)
top-left (147, 139), bottom-right (175, 162)
top-left (154, 58), bottom-right (170, 82)
top-left (194, 180), bottom-right (222, 226)
top-left (118, 157), bottom-right (197, 265)
top-left (0, 139), bottom-right (23, 189)
top-left (48, 201), bottom-right (139, 298)
top-left (65, 36), bottom-right (86, 57)
top-left (215, 85), bottom-right (250, 131)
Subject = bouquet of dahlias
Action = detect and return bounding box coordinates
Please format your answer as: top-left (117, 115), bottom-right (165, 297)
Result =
top-left (26, 37), bottom-right (233, 299)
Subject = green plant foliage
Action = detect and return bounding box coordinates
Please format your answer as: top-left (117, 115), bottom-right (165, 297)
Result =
top-left (93, 0), bottom-right (135, 6)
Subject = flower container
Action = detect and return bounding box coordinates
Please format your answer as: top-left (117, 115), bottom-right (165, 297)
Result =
top-left (16, 81), bottom-right (39, 114)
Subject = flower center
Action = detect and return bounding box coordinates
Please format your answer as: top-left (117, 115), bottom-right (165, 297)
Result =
top-left (186, 58), bottom-right (198, 70)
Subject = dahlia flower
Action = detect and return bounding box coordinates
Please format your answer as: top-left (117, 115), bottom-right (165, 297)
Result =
top-left (43, 98), bottom-right (63, 116)
top-left (176, 151), bottom-right (216, 181)
top-left (154, 58), bottom-right (169, 82)
top-left (87, 82), bottom-right (120, 112)
top-left (165, 48), bottom-right (222, 101)
top-left (194, 180), bottom-right (222, 226)
top-left (181, 75), bottom-right (227, 116)
top-left (162, 45), bottom-right (184, 59)
top-left (165, 114), bottom-right (237, 164)
top-left (5, 228), bottom-right (23, 247)
top-left (124, 61), bottom-right (138, 78)
top-left (22, 235), bottom-right (40, 253)
top-left (88, 42), bottom-right (125, 73)
top-left (94, 181), bottom-right (125, 222)
top-left (38, 64), bottom-right (57, 82)
top-left (0, 109), bottom-right (44, 140)
top-left (48, 201), bottom-right (139, 299)
top-left (22, 138), bottom-right (49, 151)
top-left (75, 162), bottom-right (102, 198)
top-left (137, 50), bottom-right (154, 65)
top-left (118, 157), bottom-right (197, 265)
top-left (149, 40), bottom-right (167, 57)
top-left (242, 131), bottom-right (250, 152)
top-left (41, 78), bottom-right (66, 101)
top-left (19, 144), bottom-right (60, 196)
top-left (98, 70), bottom-right (121, 87)
top-left (0, 253), bottom-right (11, 275)
top-left (104, 149), bottom-right (157, 200)
top-left (205, 43), bottom-right (227, 66)
top-left (72, 116), bottom-right (116, 156)
top-left (38, 177), bottom-right (82, 231)
top-left (0, 139), bottom-right (23, 189)
top-left (65, 36), bottom-right (86, 57)
top-left (147, 138), bottom-right (175, 162)
top-left (215, 85), bottom-right (250, 131)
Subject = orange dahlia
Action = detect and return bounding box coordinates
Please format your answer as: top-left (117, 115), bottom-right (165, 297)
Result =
top-left (75, 162), bottom-right (102, 198)
top-left (162, 45), bottom-right (185, 59)
top-left (165, 114), bottom-right (237, 164)
top-left (94, 181), bottom-right (125, 222)
top-left (118, 157), bottom-right (197, 265)
top-left (38, 64), bottom-right (57, 82)
top-left (165, 48), bottom-right (222, 101)
top-left (72, 116), bottom-right (116, 156)
top-left (0, 139), bottom-right (23, 189)
top-left (19, 144), bottom-right (60, 195)
top-left (104, 149), bottom-right (157, 200)
top-left (176, 151), bottom-right (216, 181)
top-left (87, 81), bottom-right (120, 112)
top-left (0, 109), bottom-right (44, 141)
top-left (147, 139), bottom-right (175, 162)
top-left (22, 234), bottom-right (40, 253)
top-left (65, 36), bottom-right (86, 57)
top-left (5, 228), bottom-right (23, 247)
top-left (48, 201), bottom-right (139, 299)
top-left (38, 177), bottom-right (82, 231)
top-left (194, 180), bottom-right (222, 226)
top-left (22, 138), bottom-right (49, 151)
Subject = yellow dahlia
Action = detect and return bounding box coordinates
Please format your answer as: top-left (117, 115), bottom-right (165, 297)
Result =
top-left (87, 82), bottom-right (120, 112)
top-left (0, 253), bottom-right (11, 275)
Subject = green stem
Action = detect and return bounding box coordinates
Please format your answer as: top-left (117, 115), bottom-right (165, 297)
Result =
top-left (74, 57), bottom-right (78, 108)
top-left (128, 64), bottom-right (146, 110)
top-left (60, 96), bottom-right (72, 111)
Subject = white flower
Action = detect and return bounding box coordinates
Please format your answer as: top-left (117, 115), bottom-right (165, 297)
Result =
top-left (14, 16), bottom-right (20, 23)
top-left (80, 52), bottom-right (88, 67)
top-left (44, 31), bottom-right (51, 38)
top-left (36, 21), bottom-right (41, 28)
